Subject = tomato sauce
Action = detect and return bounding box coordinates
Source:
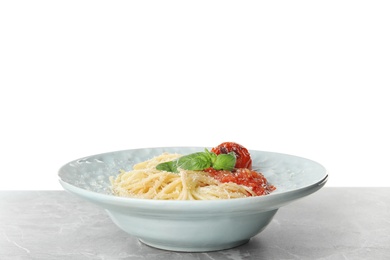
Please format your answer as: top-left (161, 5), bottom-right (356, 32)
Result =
top-left (208, 142), bottom-right (275, 196)
top-left (205, 167), bottom-right (276, 196)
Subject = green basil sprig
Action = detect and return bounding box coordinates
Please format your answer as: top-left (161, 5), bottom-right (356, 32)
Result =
top-left (156, 149), bottom-right (236, 173)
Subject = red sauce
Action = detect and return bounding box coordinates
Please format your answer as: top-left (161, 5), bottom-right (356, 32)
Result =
top-left (208, 142), bottom-right (275, 196)
top-left (205, 167), bottom-right (276, 196)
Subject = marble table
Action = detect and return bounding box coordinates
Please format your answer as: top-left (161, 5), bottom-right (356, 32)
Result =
top-left (1, 188), bottom-right (389, 259)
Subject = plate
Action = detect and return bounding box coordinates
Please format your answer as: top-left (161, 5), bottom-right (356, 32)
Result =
top-left (58, 147), bottom-right (328, 252)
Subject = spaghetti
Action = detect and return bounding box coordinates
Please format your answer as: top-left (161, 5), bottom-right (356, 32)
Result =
top-left (110, 150), bottom-right (275, 200)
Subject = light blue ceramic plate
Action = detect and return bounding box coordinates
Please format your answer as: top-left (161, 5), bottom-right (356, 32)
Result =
top-left (58, 147), bottom-right (328, 252)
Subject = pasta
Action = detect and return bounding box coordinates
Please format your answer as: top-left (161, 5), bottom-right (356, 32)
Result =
top-left (110, 152), bottom-right (273, 200)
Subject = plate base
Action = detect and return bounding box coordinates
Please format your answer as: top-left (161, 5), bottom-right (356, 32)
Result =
top-left (138, 238), bottom-right (250, 252)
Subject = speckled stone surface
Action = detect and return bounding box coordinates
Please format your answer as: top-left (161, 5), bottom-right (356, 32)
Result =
top-left (1, 188), bottom-right (389, 259)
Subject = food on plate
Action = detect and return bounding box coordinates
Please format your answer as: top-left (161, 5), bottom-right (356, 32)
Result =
top-left (211, 142), bottom-right (252, 169)
top-left (110, 142), bottom-right (275, 200)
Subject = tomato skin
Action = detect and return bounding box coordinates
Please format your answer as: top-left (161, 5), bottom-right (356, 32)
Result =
top-left (211, 142), bottom-right (252, 169)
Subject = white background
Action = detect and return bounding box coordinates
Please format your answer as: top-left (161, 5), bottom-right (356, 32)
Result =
top-left (1, 0), bottom-right (389, 190)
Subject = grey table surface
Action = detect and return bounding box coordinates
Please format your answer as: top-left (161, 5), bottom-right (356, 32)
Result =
top-left (1, 188), bottom-right (389, 260)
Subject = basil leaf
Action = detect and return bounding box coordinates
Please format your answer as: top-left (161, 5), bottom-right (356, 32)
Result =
top-left (155, 149), bottom-right (236, 173)
top-left (213, 152), bottom-right (236, 171)
top-left (204, 148), bottom-right (217, 164)
top-left (156, 161), bottom-right (179, 173)
top-left (177, 152), bottom-right (212, 171)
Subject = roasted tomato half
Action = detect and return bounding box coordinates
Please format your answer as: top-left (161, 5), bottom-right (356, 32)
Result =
top-left (211, 142), bottom-right (252, 169)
